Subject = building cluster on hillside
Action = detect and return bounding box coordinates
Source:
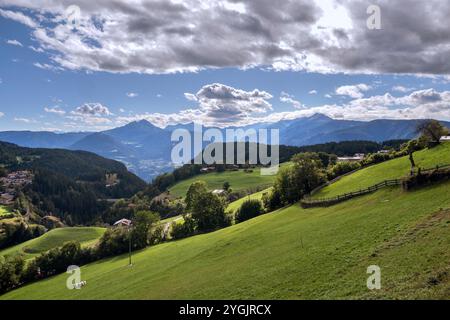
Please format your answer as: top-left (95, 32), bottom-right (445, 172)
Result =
top-left (0, 171), bottom-right (33, 205)
top-left (337, 153), bottom-right (365, 163)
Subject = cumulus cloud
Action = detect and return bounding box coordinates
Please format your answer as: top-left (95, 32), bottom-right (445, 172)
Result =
top-left (6, 39), bottom-right (23, 47)
top-left (117, 87), bottom-right (450, 128)
top-left (115, 83), bottom-right (273, 127)
top-left (280, 92), bottom-right (304, 109)
top-left (72, 102), bottom-right (112, 116)
top-left (392, 85), bottom-right (415, 93)
top-left (3, 0), bottom-right (450, 75)
top-left (126, 92), bottom-right (138, 98)
top-left (0, 112), bottom-right (4, 118)
top-left (309, 90), bottom-right (318, 95)
top-left (335, 83), bottom-right (371, 99)
top-left (44, 106), bottom-right (66, 115)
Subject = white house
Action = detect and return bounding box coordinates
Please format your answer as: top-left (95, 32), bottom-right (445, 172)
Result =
top-left (337, 153), bottom-right (365, 163)
top-left (440, 136), bottom-right (450, 142)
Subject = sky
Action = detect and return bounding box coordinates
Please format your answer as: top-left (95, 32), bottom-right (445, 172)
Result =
top-left (0, 0), bottom-right (450, 132)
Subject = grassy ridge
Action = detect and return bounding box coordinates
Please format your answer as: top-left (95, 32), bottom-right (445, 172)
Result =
top-left (0, 227), bottom-right (106, 260)
top-left (0, 206), bottom-right (12, 217)
top-left (314, 142), bottom-right (450, 199)
top-left (169, 166), bottom-right (286, 198)
top-left (3, 181), bottom-right (450, 300)
top-left (227, 188), bottom-right (272, 213)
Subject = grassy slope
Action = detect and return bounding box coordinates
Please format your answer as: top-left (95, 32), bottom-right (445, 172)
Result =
top-left (0, 227), bottom-right (106, 260)
top-left (227, 188), bottom-right (272, 213)
top-left (3, 181), bottom-right (450, 300)
top-left (168, 164), bottom-right (289, 198)
top-left (314, 142), bottom-right (450, 199)
top-left (0, 206), bottom-right (12, 216)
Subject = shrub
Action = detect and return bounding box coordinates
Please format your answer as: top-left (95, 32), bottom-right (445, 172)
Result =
top-left (0, 255), bottom-right (25, 294)
top-left (96, 227), bottom-right (130, 258)
top-left (170, 216), bottom-right (196, 240)
top-left (262, 189), bottom-right (283, 211)
top-left (236, 199), bottom-right (264, 223)
top-left (327, 161), bottom-right (361, 180)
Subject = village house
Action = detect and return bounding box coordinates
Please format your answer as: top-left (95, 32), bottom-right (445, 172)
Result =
top-left (337, 153), bottom-right (365, 163)
top-left (440, 136), bottom-right (450, 142)
top-left (0, 170), bottom-right (33, 205)
top-left (200, 167), bottom-right (216, 173)
top-left (212, 189), bottom-right (226, 196)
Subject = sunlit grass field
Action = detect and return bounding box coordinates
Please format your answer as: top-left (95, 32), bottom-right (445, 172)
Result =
top-left (0, 227), bottom-right (106, 260)
top-left (314, 142), bottom-right (450, 199)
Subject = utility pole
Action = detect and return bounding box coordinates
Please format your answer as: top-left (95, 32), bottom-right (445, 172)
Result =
top-left (128, 225), bottom-right (132, 266)
top-left (113, 218), bottom-right (133, 267)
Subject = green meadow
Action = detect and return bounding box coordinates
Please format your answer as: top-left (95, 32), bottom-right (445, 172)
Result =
top-left (168, 165), bottom-right (289, 198)
top-left (2, 144), bottom-right (450, 300)
top-left (3, 180), bottom-right (449, 299)
top-left (0, 227), bottom-right (106, 260)
top-left (314, 142), bottom-right (450, 199)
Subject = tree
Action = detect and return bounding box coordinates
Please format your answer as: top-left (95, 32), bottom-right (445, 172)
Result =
top-left (223, 181), bottom-right (231, 192)
top-left (416, 120), bottom-right (449, 145)
top-left (132, 210), bottom-right (159, 249)
top-left (170, 215), bottom-right (196, 239)
top-left (270, 153), bottom-right (326, 207)
top-left (405, 140), bottom-right (419, 170)
top-left (185, 181), bottom-right (208, 211)
top-left (290, 153), bottom-right (326, 196)
top-left (191, 192), bottom-right (229, 232)
top-left (236, 199), bottom-right (264, 223)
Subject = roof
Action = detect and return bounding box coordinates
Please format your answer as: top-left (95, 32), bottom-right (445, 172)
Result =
top-left (113, 218), bottom-right (132, 226)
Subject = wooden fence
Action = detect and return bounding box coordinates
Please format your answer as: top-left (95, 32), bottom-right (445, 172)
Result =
top-left (300, 179), bottom-right (402, 208)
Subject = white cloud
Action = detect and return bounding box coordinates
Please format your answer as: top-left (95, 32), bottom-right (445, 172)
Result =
top-left (184, 93), bottom-right (197, 101)
top-left (119, 108), bottom-right (125, 113)
top-left (116, 83), bottom-right (273, 127)
top-left (29, 45), bottom-right (44, 53)
top-left (44, 106), bottom-right (66, 115)
top-left (14, 117), bottom-right (37, 123)
top-left (280, 92), bottom-right (305, 109)
top-left (6, 39), bottom-right (23, 47)
top-left (126, 92), bottom-right (138, 98)
top-left (0, 9), bottom-right (37, 28)
top-left (72, 102), bottom-right (112, 116)
top-left (33, 62), bottom-right (63, 72)
top-left (117, 87), bottom-right (450, 128)
top-left (335, 84), bottom-right (371, 99)
top-left (392, 85), bottom-right (415, 93)
top-left (309, 90), bottom-right (318, 95)
top-left (4, 1), bottom-right (450, 75)
top-left (0, 112), bottom-right (4, 118)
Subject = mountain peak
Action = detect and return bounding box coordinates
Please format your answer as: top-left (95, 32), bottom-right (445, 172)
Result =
top-left (130, 119), bottom-right (156, 128)
top-left (308, 113), bottom-right (332, 121)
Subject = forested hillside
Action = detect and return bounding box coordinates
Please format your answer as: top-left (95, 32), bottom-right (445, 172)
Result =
top-left (0, 141), bottom-right (146, 225)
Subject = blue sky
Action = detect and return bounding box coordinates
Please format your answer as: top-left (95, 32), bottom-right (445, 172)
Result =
top-left (1, 1), bottom-right (450, 131)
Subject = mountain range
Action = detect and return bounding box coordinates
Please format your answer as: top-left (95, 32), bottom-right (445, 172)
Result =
top-left (1, 114), bottom-right (449, 181)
